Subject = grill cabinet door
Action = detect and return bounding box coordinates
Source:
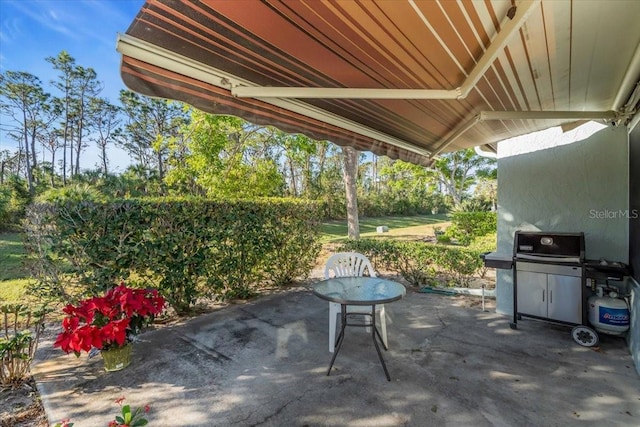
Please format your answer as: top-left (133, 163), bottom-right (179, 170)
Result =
top-left (547, 274), bottom-right (582, 323)
top-left (516, 270), bottom-right (547, 318)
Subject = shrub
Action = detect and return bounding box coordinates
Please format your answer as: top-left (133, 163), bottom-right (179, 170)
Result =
top-left (0, 177), bottom-right (32, 231)
top-left (468, 234), bottom-right (497, 278)
top-left (0, 303), bottom-right (48, 387)
top-left (442, 211), bottom-right (497, 245)
top-left (318, 190), bottom-right (450, 220)
top-left (436, 246), bottom-right (483, 286)
top-left (24, 198), bottom-right (322, 314)
top-left (0, 186), bottom-right (11, 228)
top-left (338, 238), bottom-right (489, 287)
top-left (259, 200), bottom-right (322, 287)
top-left (452, 211), bottom-right (497, 236)
top-left (35, 183), bottom-right (107, 204)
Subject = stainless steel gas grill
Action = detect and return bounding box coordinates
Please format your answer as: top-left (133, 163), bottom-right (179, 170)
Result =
top-left (511, 231), bottom-right (586, 330)
top-left (481, 230), bottom-right (632, 347)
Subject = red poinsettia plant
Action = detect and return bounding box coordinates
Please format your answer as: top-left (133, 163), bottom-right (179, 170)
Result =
top-left (54, 283), bottom-right (166, 355)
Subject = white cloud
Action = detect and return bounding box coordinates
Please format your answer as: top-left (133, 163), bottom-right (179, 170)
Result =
top-left (7, 1), bottom-right (75, 38)
top-left (0, 16), bottom-right (24, 44)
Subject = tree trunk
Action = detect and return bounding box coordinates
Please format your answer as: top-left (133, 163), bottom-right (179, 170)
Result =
top-left (61, 109), bottom-right (69, 185)
top-left (157, 150), bottom-right (164, 180)
top-left (317, 144), bottom-right (326, 190)
top-left (342, 146), bottom-right (360, 240)
top-left (373, 155), bottom-right (378, 193)
top-left (68, 127), bottom-right (74, 178)
top-left (75, 116), bottom-right (84, 176)
top-left (75, 140), bottom-right (82, 176)
top-left (61, 133), bottom-right (67, 185)
top-left (287, 157), bottom-right (297, 196)
top-left (303, 155), bottom-right (312, 196)
top-left (50, 150), bottom-right (56, 187)
top-left (29, 129), bottom-right (38, 185)
top-left (29, 131), bottom-right (37, 175)
top-left (21, 112), bottom-right (34, 194)
top-left (101, 143), bottom-right (108, 176)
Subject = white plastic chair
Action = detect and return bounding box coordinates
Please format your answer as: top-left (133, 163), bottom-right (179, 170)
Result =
top-left (324, 252), bottom-right (388, 352)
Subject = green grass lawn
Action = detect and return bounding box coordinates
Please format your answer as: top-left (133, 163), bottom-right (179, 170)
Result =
top-left (320, 214), bottom-right (450, 242)
top-left (0, 232), bottom-right (32, 302)
top-left (0, 233), bottom-right (30, 281)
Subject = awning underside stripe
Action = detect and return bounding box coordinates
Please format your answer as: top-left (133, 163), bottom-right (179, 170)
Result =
top-left (120, 56), bottom-right (434, 165)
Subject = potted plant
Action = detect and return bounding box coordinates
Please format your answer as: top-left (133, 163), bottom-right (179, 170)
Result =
top-left (54, 283), bottom-right (166, 371)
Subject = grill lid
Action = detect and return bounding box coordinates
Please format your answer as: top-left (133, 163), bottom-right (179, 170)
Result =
top-left (514, 231), bottom-right (585, 262)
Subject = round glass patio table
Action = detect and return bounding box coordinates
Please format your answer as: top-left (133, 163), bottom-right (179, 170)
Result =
top-left (313, 276), bottom-right (406, 381)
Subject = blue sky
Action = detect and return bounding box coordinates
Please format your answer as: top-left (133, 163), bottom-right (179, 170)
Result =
top-left (0, 0), bottom-right (144, 171)
top-left (0, 0), bottom-right (141, 102)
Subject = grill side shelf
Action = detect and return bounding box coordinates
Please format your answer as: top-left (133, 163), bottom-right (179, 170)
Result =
top-left (480, 252), bottom-right (513, 269)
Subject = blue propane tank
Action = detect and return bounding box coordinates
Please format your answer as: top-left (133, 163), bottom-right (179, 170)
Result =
top-left (588, 287), bottom-right (630, 336)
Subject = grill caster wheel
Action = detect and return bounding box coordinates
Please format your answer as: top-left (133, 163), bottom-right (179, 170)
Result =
top-left (571, 325), bottom-right (599, 347)
top-left (509, 322), bottom-right (517, 330)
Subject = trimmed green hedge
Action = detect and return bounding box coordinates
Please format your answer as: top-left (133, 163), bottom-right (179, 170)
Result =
top-left (339, 237), bottom-right (495, 287)
top-left (24, 198), bottom-right (321, 314)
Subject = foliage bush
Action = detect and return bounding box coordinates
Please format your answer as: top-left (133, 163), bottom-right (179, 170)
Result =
top-left (319, 191), bottom-right (449, 220)
top-left (35, 183), bottom-right (107, 204)
top-left (0, 177), bottom-right (33, 231)
top-left (338, 237), bottom-right (495, 287)
top-left (1, 303), bottom-right (48, 387)
top-left (0, 186), bottom-right (11, 229)
top-left (440, 211), bottom-right (497, 245)
top-left (24, 198), bottom-right (321, 314)
top-left (452, 211), bottom-right (497, 236)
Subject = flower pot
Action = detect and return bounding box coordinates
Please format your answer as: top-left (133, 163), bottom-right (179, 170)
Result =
top-left (101, 343), bottom-right (132, 372)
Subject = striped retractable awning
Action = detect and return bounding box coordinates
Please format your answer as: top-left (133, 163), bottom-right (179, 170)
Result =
top-left (117, 0), bottom-right (640, 165)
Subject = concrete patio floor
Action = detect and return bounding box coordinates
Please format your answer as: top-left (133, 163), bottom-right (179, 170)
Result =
top-left (33, 282), bottom-right (639, 426)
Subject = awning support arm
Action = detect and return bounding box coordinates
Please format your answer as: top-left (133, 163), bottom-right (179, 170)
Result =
top-left (429, 110), bottom-right (621, 157)
top-left (231, 87), bottom-right (461, 99)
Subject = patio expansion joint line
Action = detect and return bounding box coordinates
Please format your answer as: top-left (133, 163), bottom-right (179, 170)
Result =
top-left (177, 335), bottom-right (232, 362)
top-left (435, 306), bottom-right (448, 327)
top-left (238, 306), bottom-right (281, 329)
top-left (247, 382), bottom-right (319, 427)
top-left (240, 366), bottom-right (353, 426)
